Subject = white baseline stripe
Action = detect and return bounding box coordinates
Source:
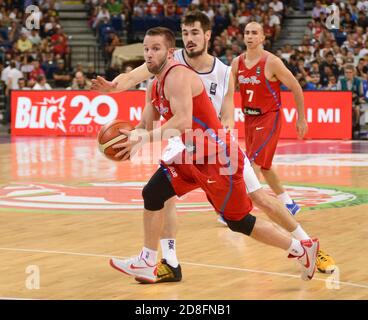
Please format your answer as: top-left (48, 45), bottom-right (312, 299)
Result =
top-left (0, 247), bottom-right (367, 290)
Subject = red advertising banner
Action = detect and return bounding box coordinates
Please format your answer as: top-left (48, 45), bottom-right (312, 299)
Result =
top-left (11, 90), bottom-right (352, 139)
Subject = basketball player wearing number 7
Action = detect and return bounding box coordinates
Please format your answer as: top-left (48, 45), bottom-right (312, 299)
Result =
top-left (91, 14), bottom-right (335, 282)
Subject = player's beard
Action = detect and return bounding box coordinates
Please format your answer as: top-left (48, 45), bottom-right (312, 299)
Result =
top-left (185, 39), bottom-right (207, 58)
top-left (147, 56), bottom-right (168, 74)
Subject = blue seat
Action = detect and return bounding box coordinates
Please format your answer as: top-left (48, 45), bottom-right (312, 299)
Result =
top-left (162, 16), bottom-right (181, 32)
top-left (145, 15), bottom-right (163, 30)
top-left (131, 16), bottom-right (146, 34)
top-left (111, 16), bottom-right (123, 32)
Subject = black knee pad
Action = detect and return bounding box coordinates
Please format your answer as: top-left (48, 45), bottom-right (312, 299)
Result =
top-left (225, 214), bottom-right (256, 236)
top-left (142, 167), bottom-right (176, 211)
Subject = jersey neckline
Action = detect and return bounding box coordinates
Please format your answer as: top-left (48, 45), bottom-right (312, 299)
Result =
top-left (181, 49), bottom-right (217, 75)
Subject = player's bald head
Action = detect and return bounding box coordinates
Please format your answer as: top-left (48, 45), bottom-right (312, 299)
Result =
top-left (244, 22), bottom-right (264, 35)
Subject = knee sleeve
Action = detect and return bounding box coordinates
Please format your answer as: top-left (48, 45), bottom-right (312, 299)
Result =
top-left (142, 167), bottom-right (176, 211)
top-left (225, 214), bottom-right (256, 236)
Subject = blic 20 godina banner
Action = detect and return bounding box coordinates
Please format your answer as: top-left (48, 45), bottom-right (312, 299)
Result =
top-left (11, 90), bottom-right (352, 139)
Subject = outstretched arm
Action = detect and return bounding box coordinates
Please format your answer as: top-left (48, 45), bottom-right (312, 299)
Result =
top-left (91, 63), bottom-right (153, 93)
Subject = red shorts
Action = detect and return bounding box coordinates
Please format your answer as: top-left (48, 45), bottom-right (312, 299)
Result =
top-left (161, 150), bottom-right (253, 221)
top-left (244, 111), bottom-right (281, 170)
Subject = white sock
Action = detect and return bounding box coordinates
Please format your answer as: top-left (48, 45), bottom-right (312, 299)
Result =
top-left (140, 247), bottom-right (158, 266)
top-left (160, 239), bottom-right (179, 268)
top-left (291, 225), bottom-right (310, 241)
top-left (287, 239), bottom-right (304, 257)
top-left (277, 192), bottom-right (293, 205)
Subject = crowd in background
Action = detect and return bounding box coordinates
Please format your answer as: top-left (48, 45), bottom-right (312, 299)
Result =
top-left (1, 0), bottom-right (368, 136)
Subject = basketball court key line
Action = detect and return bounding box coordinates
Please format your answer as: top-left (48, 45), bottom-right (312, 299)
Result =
top-left (0, 247), bottom-right (367, 290)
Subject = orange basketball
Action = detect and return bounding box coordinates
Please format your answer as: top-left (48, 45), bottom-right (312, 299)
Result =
top-left (98, 120), bottom-right (135, 161)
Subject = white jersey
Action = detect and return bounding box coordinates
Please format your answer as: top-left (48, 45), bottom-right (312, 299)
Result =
top-left (174, 49), bottom-right (231, 117)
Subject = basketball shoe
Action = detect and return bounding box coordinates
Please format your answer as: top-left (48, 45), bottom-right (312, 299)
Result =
top-left (286, 200), bottom-right (301, 215)
top-left (316, 249), bottom-right (336, 274)
top-left (289, 238), bottom-right (319, 281)
top-left (136, 259), bottom-right (182, 284)
top-left (110, 254), bottom-right (157, 283)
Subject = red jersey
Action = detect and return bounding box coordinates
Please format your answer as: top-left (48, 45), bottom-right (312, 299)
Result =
top-left (237, 52), bottom-right (281, 115)
top-left (151, 63), bottom-right (233, 160)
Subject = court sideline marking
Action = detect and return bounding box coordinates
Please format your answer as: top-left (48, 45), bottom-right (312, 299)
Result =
top-left (0, 246), bottom-right (367, 290)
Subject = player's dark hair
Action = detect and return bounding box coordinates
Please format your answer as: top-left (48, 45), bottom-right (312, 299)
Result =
top-left (181, 10), bottom-right (212, 32)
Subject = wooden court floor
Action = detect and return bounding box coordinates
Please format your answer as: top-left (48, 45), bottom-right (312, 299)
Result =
top-left (0, 137), bottom-right (367, 300)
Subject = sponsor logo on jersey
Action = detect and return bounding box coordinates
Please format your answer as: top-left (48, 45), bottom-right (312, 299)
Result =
top-left (243, 107), bottom-right (262, 115)
top-left (157, 103), bottom-right (169, 116)
top-left (210, 82), bottom-right (217, 95)
top-left (238, 75), bottom-right (261, 85)
top-left (256, 66), bottom-right (261, 76)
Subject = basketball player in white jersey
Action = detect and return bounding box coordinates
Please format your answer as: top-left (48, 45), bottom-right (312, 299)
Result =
top-left (92, 11), bottom-right (335, 282)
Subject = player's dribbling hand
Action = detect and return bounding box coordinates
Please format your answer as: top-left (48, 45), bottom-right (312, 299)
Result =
top-left (112, 128), bottom-right (148, 161)
top-left (91, 76), bottom-right (118, 93)
top-left (296, 118), bottom-right (308, 139)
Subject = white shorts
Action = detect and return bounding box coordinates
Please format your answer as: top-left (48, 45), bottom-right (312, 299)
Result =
top-left (243, 154), bottom-right (262, 194)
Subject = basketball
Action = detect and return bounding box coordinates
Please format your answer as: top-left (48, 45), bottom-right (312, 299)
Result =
top-left (98, 120), bottom-right (135, 161)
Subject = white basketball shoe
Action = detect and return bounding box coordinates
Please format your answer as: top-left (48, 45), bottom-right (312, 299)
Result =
top-left (110, 254), bottom-right (157, 283)
top-left (289, 238), bottom-right (319, 281)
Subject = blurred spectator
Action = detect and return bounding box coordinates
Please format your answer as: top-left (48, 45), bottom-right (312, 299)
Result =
top-left (85, 62), bottom-right (97, 80)
top-left (105, 32), bottom-right (123, 62)
top-left (360, 40), bottom-right (368, 58)
top-left (337, 64), bottom-right (365, 136)
top-left (357, 10), bottom-right (368, 29)
top-left (41, 52), bottom-right (58, 80)
top-left (28, 29), bottom-right (42, 48)
top-left (33, 74), bottom-right (52, 90)
top-left (93, 5), bottom-right (111, 30)
top-left (17, 78), bottom-right (31, 90)
top-left (8, 20), bottom-right (21, 44)
top-left (51, 26), bottom-right (70, 59)
top-left (6, 60), bottom-right (23, 95)
top-left (164, 0), bottom-right (182, 17)
top-left (15, 32), bottom-right (33, 53)
top-left (44, 16), bottom-right (58, 37)
top-left (1, 61), bottom-right (10, 84)
top-left (20, 55), bottom-right (34, 79)
top-left (107, 0), bottom-right (122, 16)
top-left (71, 71), bottom-right (92, 90)
top-left (269, 0), bottom-right (284, 17)
top-left (30, 60), bottom-right (46, 81)
top-left (357, 1), bottom-right (368, 15)
top-left (53, 59), bottom-right (71, 88)
top-left (73, 62), bottom-right (84, 75)
top-left (269, 8), bottom-right (281, 40)
top-left (357, 57), bottom-right (368, 77)
top-left (309, 72), bottom-right (323, 89)
top-left (146, 0), bottom-right (164, 16)
top-left (287, 54), bottom-right (299, 76)
top-left (299, 77), bottom-right (317, 90)
top-left (312, 1), bottom-right (326, 19)
top-left (319, 51), bottom-right (340, 81)
top-left (324, 75), bottom-right (338, 90)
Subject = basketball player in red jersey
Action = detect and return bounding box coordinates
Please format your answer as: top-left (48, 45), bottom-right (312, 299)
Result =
top-left (108, 27), bottom-right (320, 283)
top-left (231, 21), bottom-right (335, 274)
top-left (232, 21), bottom-right (305, 216)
